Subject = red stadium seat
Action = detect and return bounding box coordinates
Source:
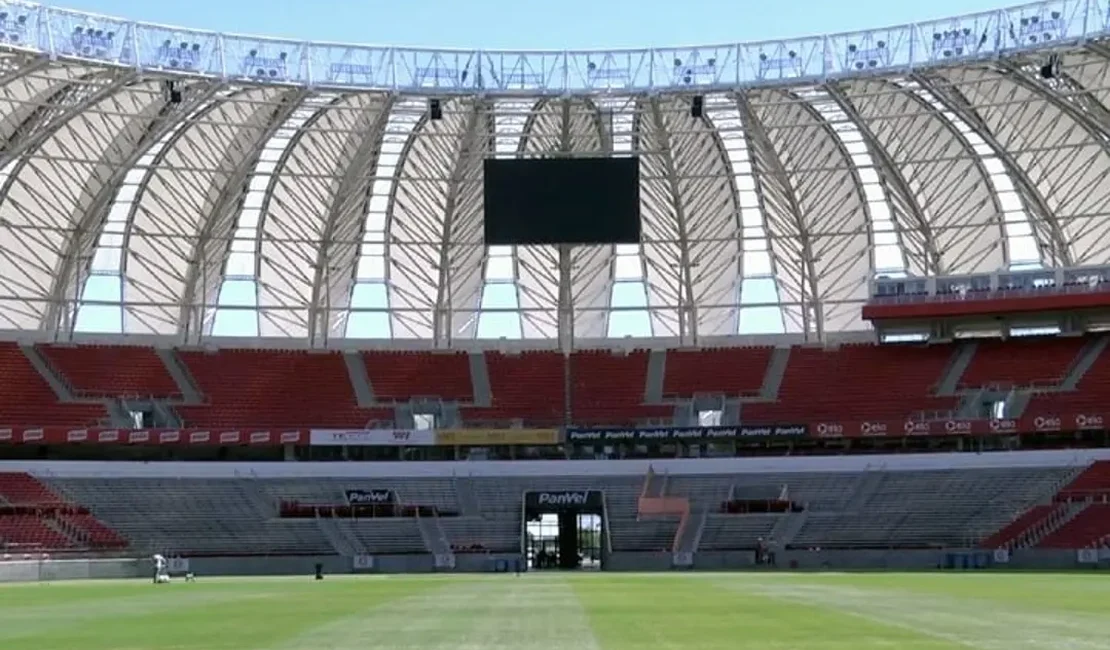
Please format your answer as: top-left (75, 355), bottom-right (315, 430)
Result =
top-left (363, 351), bottom-right (473, 402)
top-left (462, 351), bottom-right (564, 424)
top-left (744, 343), bottom-right (958, 422)
top-left (958, 337), bottom-right (1084, 390)
top-left (0, 343), bottom-right (107, 426)
top-left (1036, 504), bottom-right (1110, 549)
top-left (176, 349), bottom-right (389, 428)
top-left (662, 347), bottom-right (772, 398)
top-left (571, 350), bottom-right (670, 425)
top-left (38, 344), bottom-right (181, 398)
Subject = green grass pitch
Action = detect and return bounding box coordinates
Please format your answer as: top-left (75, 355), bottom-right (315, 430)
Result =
top-left (1, 572), bottom-right (1108, 649)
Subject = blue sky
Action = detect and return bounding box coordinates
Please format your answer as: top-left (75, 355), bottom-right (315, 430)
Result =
top-left (59, 0), bottom-right (1015, 49)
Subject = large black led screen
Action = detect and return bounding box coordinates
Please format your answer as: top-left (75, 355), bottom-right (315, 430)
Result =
top-left (483, 157), bottom-right (641, 246)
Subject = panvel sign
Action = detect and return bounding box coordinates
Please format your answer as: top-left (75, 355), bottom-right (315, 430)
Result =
top-left (565, 425), bottom-right (808, 443)
top-left (309, 429), bottom-right (435, 446)
top-left (345, 489), bottom-right (396, 505)
top-left (524, 490), bottom-right (604, 511)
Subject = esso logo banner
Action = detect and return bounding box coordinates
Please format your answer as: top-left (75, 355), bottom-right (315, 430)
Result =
top-left (859, 422), bottom-right (889, 437)
top-left (1074, 414), bottom-right (1106, 431)
top-left (903, 420), bottom-right (931, 436)
top-left (1032, 415), bottom-right (1062, 432)
top-left (989, 419), bottom-right (1018, 434)
top-left (943, 420), bottom-right (973, 435)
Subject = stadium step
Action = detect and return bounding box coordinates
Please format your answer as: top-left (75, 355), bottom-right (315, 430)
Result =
top-left (645, 350), bottom-right (666, 403)
top-left (845, 472), bottom-right (886, 512)
top-left (935, 342), bottom-right (977, 396)
top-left (759, 347), bottom-right (792, 400)
top-left (416, 514), bottom-right (453, 558)
top-left (1025, 502), bottom-right (1087, 548)
top-left (673, 507), bottom-right (708, 554)
top-left (1059, 335), bottom-right (1110, 390)
top-left (468, 352), bottom-right (491, 408)
top-left (154, 348), bottom-right (204, 403)
top-left (453, 477), bottom-right (481, 517)
top-left (19, 344), bottom-right (76, 401)
top-left (315, 516), bottom-right (365, 556)
top-left (342, 351), bottom-right (375, 406)
top-left (771, 511), bottom-right (809, 548)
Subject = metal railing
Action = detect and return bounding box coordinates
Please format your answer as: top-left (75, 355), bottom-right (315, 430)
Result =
top-left (0, 1), bottom-right (1105, 94)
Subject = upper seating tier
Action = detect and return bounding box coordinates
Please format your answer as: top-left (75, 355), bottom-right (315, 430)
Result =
top-left (176, 349), bottom-right (389, 428)
top-left (0, 336), bottom-right (1107, 429)
top-left (0, 343), bottom-right (106, 427)
top-left (662, 347), bottom-right (772, 398)
top-left (363, 351), bottom-right (473, 402)
top-left (744, 343), bottom-right (958, 422)
top-left (959, 337), bottom-right (1084, 389)
top-left (38, 344), bottom-right (180, 398)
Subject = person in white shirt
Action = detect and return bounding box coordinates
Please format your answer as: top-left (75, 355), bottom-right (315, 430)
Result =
top-left (152, 554), bottom-right (168, 584)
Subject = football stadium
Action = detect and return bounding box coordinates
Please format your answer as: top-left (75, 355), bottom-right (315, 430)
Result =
top-left (1, 0), bottom-right (1110, 647)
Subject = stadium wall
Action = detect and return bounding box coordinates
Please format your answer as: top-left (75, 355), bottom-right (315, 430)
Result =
top-left (4, 448), bottom-right (1109, 479)
top-left (1, 550), bottom-right (1103, 583)
top-left (0, 557), bottom-right (145, 583)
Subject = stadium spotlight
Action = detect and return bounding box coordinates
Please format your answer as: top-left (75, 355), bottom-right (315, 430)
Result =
top-left (1040, 53), bottom-right (1061, 79)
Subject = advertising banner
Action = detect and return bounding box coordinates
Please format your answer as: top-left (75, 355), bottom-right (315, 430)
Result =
top-left (345, 489), bottom-right (396, 505)
top-left (2, 410), bottom-right (1108, 448)
top-left (352, 554), bottom-right (374, 571)
top-left (565, 425), bottom-right (807, 443)
top-left (0, 427), bottom-right (307, 446)
top-left (435, 428), bottom-right (560, 446)
top-left (524, 490), bottom-right (604, 511)
top-left (1077, 548), bottom-right (1099, 564)
top-left (309, 429), bottom-right (434, 447)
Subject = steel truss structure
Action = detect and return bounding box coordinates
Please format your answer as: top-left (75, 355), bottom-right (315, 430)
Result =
top-left (1, 1), bottom-right (1110, 348)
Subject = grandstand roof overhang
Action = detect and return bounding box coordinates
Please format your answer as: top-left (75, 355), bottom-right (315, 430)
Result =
top-left (0, 2), bottom-right (1108, 349)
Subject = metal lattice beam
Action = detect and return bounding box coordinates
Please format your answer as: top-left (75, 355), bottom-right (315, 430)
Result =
top-left (734, 91), bottom-right (821, 338)
top-left (824, 83), bottom-right (942, 275)
top-left (0, 70), bottom-right (139, 170)
top-left (433, 99), bottom-right (488, 347)
top-left (46, 82), bottom-right (226, 335)
top-left (308, 94), bottom-right (397, 344)
top-left (911, 72), bottom-right (1072, 267)
top-left (178, 88), bottom-right (311, 339)
top-left (648, 96), bottom-right (697, 343)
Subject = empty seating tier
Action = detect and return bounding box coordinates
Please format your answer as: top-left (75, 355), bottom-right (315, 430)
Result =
top-left (1, 336), bottom-right (1110, 429)
top-left (176, 349), bottom-right (386, 428)
top-left (1037, 504), bottom-right (1110, 549)
top-left (958, 337), bottom-right (1083, 389)
top-left (744, 344), bottom-right (958, 422)
top-left (1057, 460), bottom-right (1110, 500)
top-left (662, 347), bottom-right (772, 398)
top-left (0, 473), bottom-right (126, 552)
top-left (32, 465), bottom-right (1076, 557)
top-left (465, 351), bottom-right (565, 424)
top-left (0, 343), bottom-right (106, 426)
top-left (363, 351), bottom-right (473, 402)
top-left (571, 350), bottom-right (670, 425)
top-left (38, 344), bottom-right (180, 397)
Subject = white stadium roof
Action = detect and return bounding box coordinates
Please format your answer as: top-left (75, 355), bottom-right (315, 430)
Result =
top-left (0, 1), bottom-right (1107, 346)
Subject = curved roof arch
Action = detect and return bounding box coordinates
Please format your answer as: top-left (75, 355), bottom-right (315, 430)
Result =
top-left (0, 4), bottom-right (1108, 346)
